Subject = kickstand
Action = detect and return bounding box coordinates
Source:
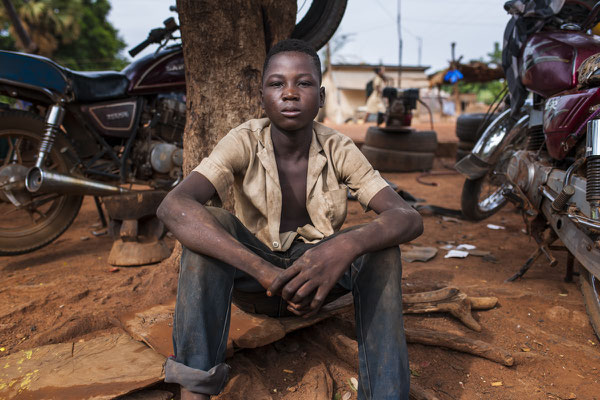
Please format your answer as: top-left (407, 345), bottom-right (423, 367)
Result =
top-left (93, 196), bottom-right (107, 228)
top-left (564, 251), bottom-right (576, 283)
top-left (506, 218), bottom-right (558, 282)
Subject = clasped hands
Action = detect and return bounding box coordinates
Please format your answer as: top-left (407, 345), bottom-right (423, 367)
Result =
top-left (263, 240), bottom-right (355, 318)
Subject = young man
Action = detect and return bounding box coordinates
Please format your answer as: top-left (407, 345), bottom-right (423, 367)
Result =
top-left (157, 39), bottom-right (423, 400)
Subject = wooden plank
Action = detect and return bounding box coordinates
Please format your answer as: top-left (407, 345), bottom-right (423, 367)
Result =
top-left (0, 333), bottom-right (165, 400)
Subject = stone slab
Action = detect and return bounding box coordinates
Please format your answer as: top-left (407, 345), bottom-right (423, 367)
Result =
top-left (118, 293), bottom-right (354, 358)
top-left (0, 333), bottom-right (165, 400)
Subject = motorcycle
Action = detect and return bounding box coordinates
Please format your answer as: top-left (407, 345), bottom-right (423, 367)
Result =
top-left (456, 0), bottom-right (600, 339)
top-left (0, 1), bottom-right (347, 255)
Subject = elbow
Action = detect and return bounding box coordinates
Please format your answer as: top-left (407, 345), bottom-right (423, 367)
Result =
top-left (411, 210), bottom-right (424, 240)
top-left (156, 193), bottom-right (173, 224)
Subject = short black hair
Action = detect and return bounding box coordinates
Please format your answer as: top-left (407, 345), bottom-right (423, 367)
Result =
top-left (262, 39), bottom-right (322, 83)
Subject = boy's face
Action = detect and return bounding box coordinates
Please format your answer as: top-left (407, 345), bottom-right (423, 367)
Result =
top-left (261, 51), bottom-right (325, 132)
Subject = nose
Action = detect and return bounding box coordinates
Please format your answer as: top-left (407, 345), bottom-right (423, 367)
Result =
top-left (282, 85), bottom-right (299, 101)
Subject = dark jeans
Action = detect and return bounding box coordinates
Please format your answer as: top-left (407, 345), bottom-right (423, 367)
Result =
top-left (164, 207), bottom-right (410, 399)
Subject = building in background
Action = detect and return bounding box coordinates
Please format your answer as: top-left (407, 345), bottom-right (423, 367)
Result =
top-left (321, 64), bottom-right (429, 124)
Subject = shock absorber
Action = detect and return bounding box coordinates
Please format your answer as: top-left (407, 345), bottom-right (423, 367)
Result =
top-left (35, 104), bottom-right (66, 168)
top-left (586, 120), bottom-right (600, 220)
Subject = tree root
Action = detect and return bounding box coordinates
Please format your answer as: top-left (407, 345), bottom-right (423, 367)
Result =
top-left (403, 287), bottom-right (498, 331)
top-left (405, 328), bottom-right (514, 366)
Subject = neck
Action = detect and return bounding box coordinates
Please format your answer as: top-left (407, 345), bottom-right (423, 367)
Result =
top-left (270, 122), bottom-right (313, 159)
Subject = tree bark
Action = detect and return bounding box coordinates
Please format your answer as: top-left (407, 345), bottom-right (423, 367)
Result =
top-left (176, 0), bottom-right (296, 176)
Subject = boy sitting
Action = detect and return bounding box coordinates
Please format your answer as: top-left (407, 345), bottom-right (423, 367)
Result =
top-left (157, 39), bottom-right (423, 400)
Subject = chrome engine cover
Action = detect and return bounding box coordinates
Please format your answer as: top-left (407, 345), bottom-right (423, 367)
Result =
top-left (506, 150), bottom-right (553, 208)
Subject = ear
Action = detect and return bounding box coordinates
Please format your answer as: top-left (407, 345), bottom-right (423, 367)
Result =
top-left (319, 86), bottom-right (325, 108)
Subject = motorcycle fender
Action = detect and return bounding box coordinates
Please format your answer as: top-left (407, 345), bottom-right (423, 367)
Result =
top-left (455, 109), bottom-right (529, 179)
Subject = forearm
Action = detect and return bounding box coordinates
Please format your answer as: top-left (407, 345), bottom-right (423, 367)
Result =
top-left (157, 193), bottom-right (277, 287)
top-left (331, 207), bottom-right (423, 259)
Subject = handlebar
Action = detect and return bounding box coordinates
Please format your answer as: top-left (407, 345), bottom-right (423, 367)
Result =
top-left (128, 17), bottom-right (179, 57)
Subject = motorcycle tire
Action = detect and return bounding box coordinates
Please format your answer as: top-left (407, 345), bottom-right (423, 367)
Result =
top-left (457, 140), bottom-right (476, 151)
top-left (361, 145), bottom-right (435, 172)
top-left (580, 267), bottom-right (600, 340)
top-left (460, 175), bottom-right (508, 221)
top-left (0, 110), bottom-right (83, 255)
top-left (292, 0), bottom-right (348, 51)
top-left (364, 127), bottom-right (438, 153)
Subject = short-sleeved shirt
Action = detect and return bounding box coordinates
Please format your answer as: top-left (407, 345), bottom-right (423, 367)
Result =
top-left (193, 118), bottom-right (389, 252)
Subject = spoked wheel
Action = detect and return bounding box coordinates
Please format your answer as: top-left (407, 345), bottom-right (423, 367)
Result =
top-left (0, 111), bottom-right (82, 255)
top-left (580, 268), bottom-right (600, 340)
top-left (461, 173), bottom-right (510, 221)
top-left (460, 114), bottom-right (527, 221)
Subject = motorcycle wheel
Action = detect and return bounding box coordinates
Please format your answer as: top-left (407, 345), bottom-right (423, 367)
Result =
top-left (580, 268), bottom-right (600, 340)
top-left (292, 0), bottom-right (348, 50)
top-left (460, 175), bottom-right (509, 221)
top-left (0, 110), bottom-right (83, 255)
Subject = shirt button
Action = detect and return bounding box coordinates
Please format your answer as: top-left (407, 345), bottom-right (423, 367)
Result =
top-left (273, 241), bottom-right (280, 248)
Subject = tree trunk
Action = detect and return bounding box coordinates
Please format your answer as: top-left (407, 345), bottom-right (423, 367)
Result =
top-left (136, 1), bottom-right (296, 306)
top-left (176, 0), bottom-right (296, 176)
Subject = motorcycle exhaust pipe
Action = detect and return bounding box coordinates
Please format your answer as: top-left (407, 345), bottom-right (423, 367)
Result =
top-left (25, 167), bottom-right (131, 196)
top-left (586, 120), bottom-right (600, 220)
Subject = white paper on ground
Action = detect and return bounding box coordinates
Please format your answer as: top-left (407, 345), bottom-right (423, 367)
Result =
top-left (456, 244), bottom-right (476, 250)
top-left (444, 250), bottom-right (469, 258)
top-left (487, 224), bottom-right (506, 230)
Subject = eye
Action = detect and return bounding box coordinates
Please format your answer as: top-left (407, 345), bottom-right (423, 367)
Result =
top-left (269, 81), bottom-right (283, 87)
top-left (298, 81), bottom-right (312, 87)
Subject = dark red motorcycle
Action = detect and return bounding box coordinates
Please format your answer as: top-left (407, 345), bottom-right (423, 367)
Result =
top-left (0, 1), bottom-right (347, 255)
top-left (456, 0), bottom-right (600, 338)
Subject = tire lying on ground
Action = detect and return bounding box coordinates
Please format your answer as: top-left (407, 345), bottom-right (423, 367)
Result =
top-left (364, 127), bottom-right (438, 153)
top-left (456, 113), bottom-right (494, 142)
top-left (362, 126), bottom-right (437, 172)
top-left (361, 145), bottom-right (435, 172)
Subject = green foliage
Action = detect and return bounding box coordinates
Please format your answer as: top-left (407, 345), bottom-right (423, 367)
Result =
top-left (442, 41), bottom-right (505, 105)
top-left (0, 0), bottom-right (127, 71)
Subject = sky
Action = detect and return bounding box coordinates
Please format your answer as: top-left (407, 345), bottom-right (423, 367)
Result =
top-left (108, 0), bottom-right (511, 73)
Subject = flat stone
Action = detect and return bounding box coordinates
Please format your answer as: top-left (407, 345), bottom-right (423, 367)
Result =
top-left (283, 362), bottom-right (333, 400)
top-left (0, 333), bottom-right (165, 400)
top-left (401, 246), bottom-right (438, 263)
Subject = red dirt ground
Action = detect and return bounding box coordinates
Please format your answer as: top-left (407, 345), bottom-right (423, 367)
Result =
top-left (1, 123), bottom-right (599, 399)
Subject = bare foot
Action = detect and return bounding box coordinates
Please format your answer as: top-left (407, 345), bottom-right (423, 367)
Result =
top-left (181, 387), bottom-right (210, 400)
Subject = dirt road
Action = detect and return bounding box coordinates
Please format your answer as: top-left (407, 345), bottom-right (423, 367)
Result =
top-left (1, 160), bottom-right (599, 399)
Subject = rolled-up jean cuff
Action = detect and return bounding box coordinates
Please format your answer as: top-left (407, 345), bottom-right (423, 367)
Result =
top-left (164, 357), bottom-right (231, 395)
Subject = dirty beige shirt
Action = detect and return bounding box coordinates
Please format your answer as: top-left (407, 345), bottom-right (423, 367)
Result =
top-left (192, 118), bottom-right (389, 252)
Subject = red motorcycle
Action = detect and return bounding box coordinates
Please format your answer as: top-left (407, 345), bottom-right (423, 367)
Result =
top-left (0, 1), bottom-right (347, 255)
top-left (456, 0), bottom-right (600, 338)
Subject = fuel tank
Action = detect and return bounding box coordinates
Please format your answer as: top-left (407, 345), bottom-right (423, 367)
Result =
top-left (122, 45), bottom-right (185, 95)
top-left (520, 31), bottom-right (600, 98)
top-left (543, 87), bottom-right (600, 159)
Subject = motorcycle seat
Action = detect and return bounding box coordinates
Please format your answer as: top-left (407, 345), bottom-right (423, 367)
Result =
top-left (63, 70), bottom-right (129, 103)
top-left (0, 50), bottom-right (129, 103)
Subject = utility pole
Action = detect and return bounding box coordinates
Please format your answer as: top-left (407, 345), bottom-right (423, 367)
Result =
top-left (397, 0), bottom-right (402, 88)
top-left (417, 36), bottom-right (422, 66)
top-left (451, 42), bottom-right (460, 115)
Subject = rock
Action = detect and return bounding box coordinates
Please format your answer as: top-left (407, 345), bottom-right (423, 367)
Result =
top-left (217, 355), bottom-right (273, 400)
top-left (545, 306), bottom-right (570, 322)
top-left (229, 306), bottom-right (286, 349)
top-left (401, 246), bottom-right (438, 263)
top-left (283, 362), bottom-right (333, 400)
top-left (571, 311), bottom-right (590, 328)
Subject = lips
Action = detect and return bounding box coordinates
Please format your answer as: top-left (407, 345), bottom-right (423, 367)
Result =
top-left (281, 108), bottom-right (301, 117)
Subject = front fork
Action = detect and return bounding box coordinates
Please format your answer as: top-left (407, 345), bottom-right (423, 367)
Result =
top-left (35, 104), bottom-right (66, 168)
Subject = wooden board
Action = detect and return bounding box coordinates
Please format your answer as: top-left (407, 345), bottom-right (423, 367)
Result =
top-left (0, 333), bottom-right (165, 400)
